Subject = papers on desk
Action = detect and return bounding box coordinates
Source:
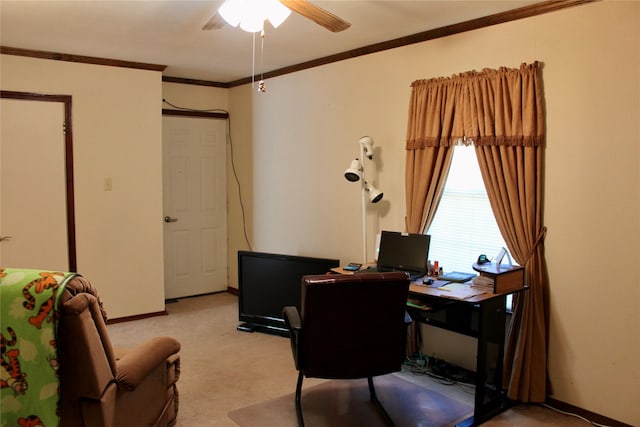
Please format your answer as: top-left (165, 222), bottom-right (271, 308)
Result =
top-left (431, 282), bottom-right (489, 299)
top-left (438, 271), bottom-right (477, 282)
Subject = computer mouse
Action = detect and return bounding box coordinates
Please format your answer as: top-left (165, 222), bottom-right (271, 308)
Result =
top-left (423, 278), bottom-right (434, 285)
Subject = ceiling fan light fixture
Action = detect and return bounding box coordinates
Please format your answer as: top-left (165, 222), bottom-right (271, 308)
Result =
top-left (218, 0), bottom-right (242, 27)
top-left (265, 1), bottom-right (291, 28)
top-left (239, 12), bottom-right (264, 33)
top-left (219, 0), bottom-right (291, 33)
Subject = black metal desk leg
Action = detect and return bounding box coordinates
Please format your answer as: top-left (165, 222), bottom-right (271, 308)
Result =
top-left (457, 295), bottom-right (509, 427)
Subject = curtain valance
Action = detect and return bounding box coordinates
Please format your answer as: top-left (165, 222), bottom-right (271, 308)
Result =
top-left (406, 62), bottom-right (544, 149)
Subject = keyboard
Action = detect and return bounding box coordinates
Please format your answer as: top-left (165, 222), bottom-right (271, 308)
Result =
top-left (356, 267), bottom-right (424, 280)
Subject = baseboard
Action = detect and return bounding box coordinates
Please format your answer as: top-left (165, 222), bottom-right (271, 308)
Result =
top-left (107, 290), bottom-right (237, 324)
top-left (106, 310), bottom-right (168, 324)
top-left (545, 397), bottom-right (632, 427)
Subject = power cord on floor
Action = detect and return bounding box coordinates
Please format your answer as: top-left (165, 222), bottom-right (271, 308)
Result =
top-left (404, 328), bottom-right (474, 392)
top-left (404, 353), bottom-right (474, 392)
top-left (540, 403), bottom-right (614, 427)
top-left (405, 354), bottom-right (616, 425)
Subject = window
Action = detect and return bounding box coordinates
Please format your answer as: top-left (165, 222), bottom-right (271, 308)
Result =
top-left (426, 145), bottom-right (514, 309)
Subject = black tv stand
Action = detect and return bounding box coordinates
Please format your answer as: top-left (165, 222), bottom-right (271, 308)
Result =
top-left (237, 322), bottom-right (290, 338)
top-left (236, 323), bottom-right (255, 333)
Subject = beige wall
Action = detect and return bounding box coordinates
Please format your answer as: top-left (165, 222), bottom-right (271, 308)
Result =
top-left (1, 55), bottom-right (164, 319)
top-left (227, 1), bottom-right (639, 424)
top-left (1, 0), bottom-right (637, 422)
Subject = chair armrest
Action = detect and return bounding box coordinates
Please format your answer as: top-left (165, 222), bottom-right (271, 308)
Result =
top-left (115, 336), bottom-right (180, 391)
top-left (282, 306), bottom-right (302, 370)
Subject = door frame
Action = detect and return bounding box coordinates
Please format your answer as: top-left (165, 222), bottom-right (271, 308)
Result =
top-left (1, 90), bottom-right (76, 271)
top-left (161, 107), bottom-right (229, 298)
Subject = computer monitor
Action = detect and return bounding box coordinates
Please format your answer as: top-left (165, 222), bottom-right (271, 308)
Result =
top-left (377, 231), bottom-right (431, 276)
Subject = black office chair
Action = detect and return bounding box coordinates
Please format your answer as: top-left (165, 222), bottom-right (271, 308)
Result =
top-left (283, 272), bottom-right (412, 427)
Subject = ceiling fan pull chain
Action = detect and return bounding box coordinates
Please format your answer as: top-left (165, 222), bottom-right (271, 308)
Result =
top-left (251, 31), bottom-right (256, 89)
top-left (258, 29), bottom-right (266, 93)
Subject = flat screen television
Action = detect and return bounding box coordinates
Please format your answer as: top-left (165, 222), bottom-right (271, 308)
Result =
top-left (237, 250), bottom-right (340, 336)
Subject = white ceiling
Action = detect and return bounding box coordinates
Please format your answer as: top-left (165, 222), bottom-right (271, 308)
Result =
top-left (1, 0), bottom-right (541, 83)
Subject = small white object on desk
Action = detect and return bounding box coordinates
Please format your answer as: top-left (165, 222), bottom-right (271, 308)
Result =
top-left (433, 283), bottom-right (488, 299)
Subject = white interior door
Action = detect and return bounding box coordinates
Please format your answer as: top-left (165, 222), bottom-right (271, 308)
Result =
top-left (0, 98), bottom-right (68, 271)
top-left (162, 116), bottom-right (227, 299)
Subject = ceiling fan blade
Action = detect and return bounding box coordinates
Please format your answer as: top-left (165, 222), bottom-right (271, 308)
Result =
top-left (279, 0), bottom-right (351, 32)
top-left (202, 12), bottom-right (226, 30)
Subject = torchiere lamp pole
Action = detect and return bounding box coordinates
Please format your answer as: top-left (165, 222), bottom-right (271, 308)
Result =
top-left (344, 136), bottom-right (383, 264)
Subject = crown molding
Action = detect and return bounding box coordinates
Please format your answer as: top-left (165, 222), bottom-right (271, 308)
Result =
top-left (227, 0), bottom-right (599, 87)
top-left (1, 46), bottom-right (166, 72)
top-left (1, 0), bottom-right (598, 87)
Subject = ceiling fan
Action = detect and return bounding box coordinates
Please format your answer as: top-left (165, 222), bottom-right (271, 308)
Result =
top-left (202, 0), bottom-right (351, 33)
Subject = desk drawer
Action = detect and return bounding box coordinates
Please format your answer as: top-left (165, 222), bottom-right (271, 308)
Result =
top-left (408, 302), bottom-right (480, 337)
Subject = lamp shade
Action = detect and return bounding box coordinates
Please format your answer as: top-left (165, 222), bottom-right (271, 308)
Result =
top-left (265, 1), bottom-right (291, 28)
top-left (359, 136), bottom-right (374, 159)
top-left (218, 0), bottom-right (291, 32)
top-left (239, 13), bottom-right (264, 32)
top-left (366, 184), bottom-right (384, 203)
top-left (344, 159), bottom-right (362, 182)
top-left (218, 0), bottom-right (242, 26)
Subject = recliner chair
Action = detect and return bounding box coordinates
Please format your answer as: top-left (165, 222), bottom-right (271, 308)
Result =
top-left (57, 275), bottom-right (181, 427)
top-left (283, 272), bottom-right (411, 427)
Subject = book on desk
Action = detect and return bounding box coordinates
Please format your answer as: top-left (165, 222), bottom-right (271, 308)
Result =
top-left (437, 271), bottom-right (477, 283)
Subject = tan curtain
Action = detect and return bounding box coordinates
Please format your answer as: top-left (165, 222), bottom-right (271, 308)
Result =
top-left (468, 63), bottom-right (547, 402)
top-left (405, 77), bottom-right (465, 234)
top-left (405, 62), bottom-right (548, 402)
top-left (404, 76), bottom-right (463, 356)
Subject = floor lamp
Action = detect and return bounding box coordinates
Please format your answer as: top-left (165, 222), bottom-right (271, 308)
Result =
top-left (344, 136), bottom-right (383, 264)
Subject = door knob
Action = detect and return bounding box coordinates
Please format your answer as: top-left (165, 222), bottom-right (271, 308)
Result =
top-left (0, 236), bottom-right (12, 242)
top-left (164, 216), bottom-right (178, 223)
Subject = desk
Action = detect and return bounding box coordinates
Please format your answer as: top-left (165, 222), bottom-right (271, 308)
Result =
top-left (407, 282), bottom-right (526, 427)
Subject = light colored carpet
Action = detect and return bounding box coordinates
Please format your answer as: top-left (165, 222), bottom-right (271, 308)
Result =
top-left (106, 292), bottom-right (590, 427)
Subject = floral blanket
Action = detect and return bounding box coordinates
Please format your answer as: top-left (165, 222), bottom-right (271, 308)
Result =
top-left (0, 268), bottom-right (77, 427)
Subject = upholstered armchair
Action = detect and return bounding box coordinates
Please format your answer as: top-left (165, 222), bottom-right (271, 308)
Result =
top-left (0, 269), bottom-right (180, 426)
top-left (283, 272), bottom-right (411, 427)
top-left (57, 275), bottom-right (181, 427)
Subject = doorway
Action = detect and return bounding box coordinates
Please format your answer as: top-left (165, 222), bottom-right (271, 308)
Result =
top-left (162, 114), bottom-right (227, 298)
top-left (0, 91), bottom-right (76, 271)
